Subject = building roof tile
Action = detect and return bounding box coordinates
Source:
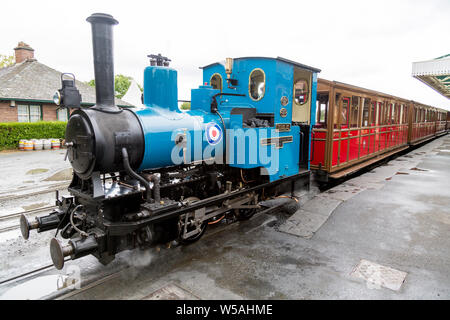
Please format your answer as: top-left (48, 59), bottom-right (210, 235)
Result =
top-left (0, 59), bottom-right (132, 107)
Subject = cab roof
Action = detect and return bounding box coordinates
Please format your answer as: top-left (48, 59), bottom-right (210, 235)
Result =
top-left (200, 56), bottom-right (321, 73)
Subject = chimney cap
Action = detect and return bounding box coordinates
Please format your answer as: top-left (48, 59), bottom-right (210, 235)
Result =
top-left (14, 41), bottom-right (34, 52)
top-left (86, 13), bottom-right (118, 25)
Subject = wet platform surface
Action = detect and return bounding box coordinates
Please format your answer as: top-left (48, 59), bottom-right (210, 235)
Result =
top-left (0, 149), bottom-right (71, 194)
top-left (0, 135), bottom-right (449, 299)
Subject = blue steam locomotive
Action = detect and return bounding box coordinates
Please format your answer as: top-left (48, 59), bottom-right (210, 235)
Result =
top-left (20, 13), bottom-right (320, 269)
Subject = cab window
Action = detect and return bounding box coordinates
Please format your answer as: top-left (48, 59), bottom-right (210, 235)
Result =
top-left (294, 79), bottom-right (309, 105)
top-left (210, 73), bottom-right (223, 91)
top-left (249, 69), bottom-right (265, 101)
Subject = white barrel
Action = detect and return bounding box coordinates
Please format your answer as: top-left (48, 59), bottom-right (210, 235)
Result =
top-left (51, 139), bottom-right (61, 150)
top-left (24, 140), bottom-right (34, 151)
top-left (43, 139), bottom-right (52, 150)
top-left (19, 139), bottom-right (26, 150)
top-left (33, 139), bottom-right (43, 150)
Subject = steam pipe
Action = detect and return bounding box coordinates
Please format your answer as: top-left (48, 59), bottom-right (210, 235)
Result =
top-left (142, 173), bottom-right (161, 203)
top-left (122, 148), bottom-right (152, 201)
top-left (86, 13), bottom-right (119, 111)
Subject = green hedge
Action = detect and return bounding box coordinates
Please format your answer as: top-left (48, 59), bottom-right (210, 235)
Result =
top-left (0, 121), bottom-right (66, 150)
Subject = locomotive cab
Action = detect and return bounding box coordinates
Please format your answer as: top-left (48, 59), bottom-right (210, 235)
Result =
top-left (201, 57), bottom-right (319, 174)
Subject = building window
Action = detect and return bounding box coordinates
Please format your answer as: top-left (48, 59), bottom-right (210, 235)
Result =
top-left (57, 108), bottom-right (69, 121)
top-left (18, 104), bottom-right (42, 122)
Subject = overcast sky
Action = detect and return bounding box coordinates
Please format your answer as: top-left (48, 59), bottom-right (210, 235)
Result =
top-left (1, 0), bottom-right (449, 110)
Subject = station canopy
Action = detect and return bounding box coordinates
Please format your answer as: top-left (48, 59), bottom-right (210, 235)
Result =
top-left (412, 54), bottom-right (450, 99)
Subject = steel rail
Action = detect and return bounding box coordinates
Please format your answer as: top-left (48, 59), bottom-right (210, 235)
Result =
top-left (0, 259), bottom-right (70, 286)
top-left (0, 183), bottom-right (69, 202)
top-left (0, 206), bottom-right (56, 222)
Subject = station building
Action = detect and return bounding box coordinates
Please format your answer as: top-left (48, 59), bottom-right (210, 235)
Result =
top-left (0, 42), bottom-right (130, 123)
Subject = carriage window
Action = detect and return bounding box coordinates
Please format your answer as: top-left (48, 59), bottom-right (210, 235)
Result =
top-left (340, 97), bottom-right (349, 128)
top-left (210, 73), bottom-right (223, 91)
top-left (377, 102), bottom-right (383, 125)
top-left (386, 104), bottom-right (392, 124)
top-left (370, 102), bottom-right (376, 126)
top-left (334, 94), bottom-right (341, 128)
top-left (402, 104), bottom-right (408, 123)
top-left (315, 93), bottom-right (328, 127)
top-left (350, 96), bottom-right (359, 128)
top-left (294, 79), bottom-right (309, 105)
top-left (392, 104), bottom-right (398, 124)
top-left (362, 99), bottom-right (370, 127)
top-left (399, 105), bottom-right (403, 124)
top-left (249, 69), bottom-right (265, 101)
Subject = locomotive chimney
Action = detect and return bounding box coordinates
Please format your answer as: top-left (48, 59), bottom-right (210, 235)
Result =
top-left (86, 13), bottom-right (119, 111)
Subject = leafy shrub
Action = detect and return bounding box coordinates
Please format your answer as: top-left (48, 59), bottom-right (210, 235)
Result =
top-left (180, 102), bottom-right (191, 110)
top-left (0, 121), bottom-right (66, 150)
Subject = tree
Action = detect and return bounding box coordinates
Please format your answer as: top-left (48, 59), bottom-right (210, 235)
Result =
top-left (114, 74), bottom-right (132, 99)
top-left (0, 54), bottom-right (14, 68)
top-left (86, 74), bottom-right (135, 99)
top-left (180, 102), bottom-right (191, 110)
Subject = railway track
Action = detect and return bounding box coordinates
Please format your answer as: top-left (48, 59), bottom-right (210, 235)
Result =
top-left (0, 197), bottom-right (291, 299)
top-left (0, 205), bottom-right (57, 233)
top-left (48, 203), bottom-right (289, 300)
top-left (0, 262), bottom-right (57, 286)
top-left (0, 182), bottom-right (69, 202)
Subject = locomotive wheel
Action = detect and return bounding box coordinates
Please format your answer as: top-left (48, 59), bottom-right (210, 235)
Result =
top-left (235, 207), bottom-right (257, 221)
top-left (179, 197), bottom-right (207, 244)
top-left (179, 222), bottom-right (207, 244)
top-left (235, 196), bottom-right (258, 221)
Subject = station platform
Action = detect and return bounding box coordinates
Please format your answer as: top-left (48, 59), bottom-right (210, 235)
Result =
top-left (57, 135), bottom-right (450, 299)
top-left (0, 135), bottom-right (448, 300)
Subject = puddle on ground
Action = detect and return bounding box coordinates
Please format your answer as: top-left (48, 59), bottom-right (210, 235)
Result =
top-left (0, 273), bottom-right (79, 300)
top-left (43, 168), bottom-right (72, 182)
top-left (26, 168), bottom-right (49, 175)
top-left (0, 275), bottom-right (60, 299)
top-left (22, 202), bottom-right (48, 211)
